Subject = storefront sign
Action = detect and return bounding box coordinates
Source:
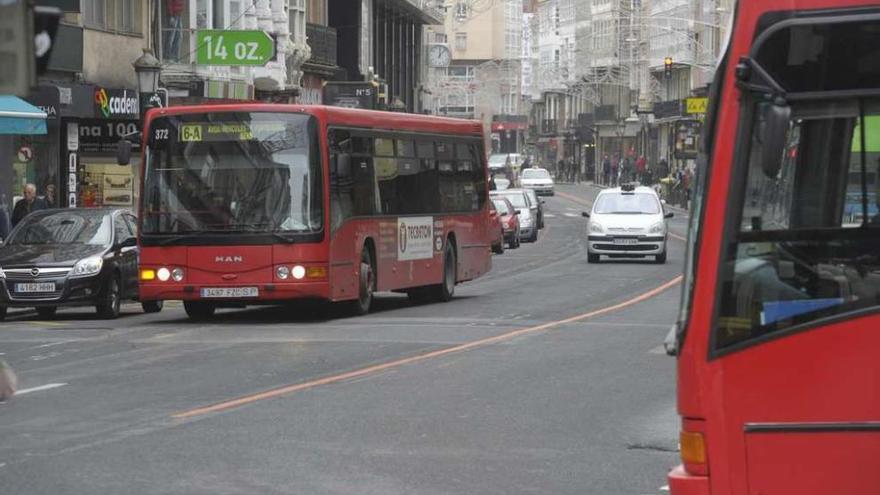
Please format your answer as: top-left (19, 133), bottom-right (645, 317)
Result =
top-left (686, 97), bottom-right (708, 115)
top-left (66, 122), bottom-right (79, 151)
top-left (139, 91), bottom-right (167, 115)
top-left (78, 119), bottom-right (141, 153)
top-left (17, 145), bottom-right (33, 163)
top-left (94, 87), bottom-right (139, 119)
top-left (323, 82), bottom-right (377, 109)
top-left (674, 120), bottom-right (701, 160)
top-left (67, 152), bottom-right (77, 208)
top-left (196, 30), bottom-right (276, 66)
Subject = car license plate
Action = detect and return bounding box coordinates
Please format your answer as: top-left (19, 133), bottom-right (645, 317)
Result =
top-left (15, 282), bottom-right (56, 293)
top-left (200, 287), bottom-right (259, 298)
top-left (613, 238), bottom-right (638, 245)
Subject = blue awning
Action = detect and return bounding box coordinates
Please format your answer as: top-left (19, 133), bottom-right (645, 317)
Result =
top-left (0, 96), bottom-right (48, 135)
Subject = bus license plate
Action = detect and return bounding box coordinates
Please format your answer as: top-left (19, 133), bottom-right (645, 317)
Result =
top-left (613, 238), bottom-right (638, 245)
top-left (15, 282), bottom-right (56, 293)
top-left (200, 287), bottom-right (259, 298)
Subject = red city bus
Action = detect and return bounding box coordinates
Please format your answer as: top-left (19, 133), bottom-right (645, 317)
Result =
top-left (668, 1), bottom-right (880, 493)
top-left (134, 104), bottom-right (491, 319)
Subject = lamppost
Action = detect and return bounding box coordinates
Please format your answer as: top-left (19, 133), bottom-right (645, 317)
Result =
top-left (133, 48), bottom-right (164, 118)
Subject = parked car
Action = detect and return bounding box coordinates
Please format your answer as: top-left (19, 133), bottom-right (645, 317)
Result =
top-left (488, 200), bottom-right (505, 254)
top-left (524, 188), bottom-right (545, 229)
top-left (491, 189), bottom-right (537, 243)
top-left (583, 184), bottom-right (672, 263)
top-left (492, 197), bottom-right (521, 249)
top-left (0, 208), bottom-right (162, 320)
top-left (520, 167), bottom-right (555, 196)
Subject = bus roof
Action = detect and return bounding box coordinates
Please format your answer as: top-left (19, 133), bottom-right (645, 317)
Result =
top-left (144, 104), bottom-right (484, 137)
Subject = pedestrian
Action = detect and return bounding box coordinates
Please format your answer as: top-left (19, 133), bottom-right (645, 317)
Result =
top-left (636, 155), bottom-right (647, 184)
top-left (611, 156), bottom-right (619, 186)
top-left (11, 183), bottom-right (48, 227)
top-left (43, 183), bottom-right (57, 209)
top-left (0, 360), bottom-right (16, 402)
top-left (0, 194), bottom-right (11, 242)
top-left (658, 158), bottom-right (669, 180)
top-left (489, 175), bottom-right (497, 191)
top-left (602, 155), bottom-right (611, 185)
top-left (165, 0), bottom-right (185, 61)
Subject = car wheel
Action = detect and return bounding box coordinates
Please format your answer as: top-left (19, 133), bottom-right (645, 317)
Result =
top-left (36, 307), bottom-right (57, 319)
top-left (492, 236), bottom-right (504, 255)
top-left (528, 229), bottom-right (538, 243)
top-left (0, 306), bottom-right (6, 321)
top-left (96, 274), bottom-right (122, 319)
top-left (142, 300), bottom-right (163, 313)
top-left (655, 249), bottom-right (667, 264)
top-left (587, 252), bottom-right (600, 263)
top-left (184, 301), bottom-right (215, 320)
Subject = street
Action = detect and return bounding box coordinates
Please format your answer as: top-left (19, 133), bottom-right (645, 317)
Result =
top-left (0, 183), bottom-right (688, 495)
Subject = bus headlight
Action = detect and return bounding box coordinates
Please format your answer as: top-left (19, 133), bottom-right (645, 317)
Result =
top-left (171, 268), bottom-right (185, 282)
top-left (276, 265), bottom-right (290, 280)
top-left (291, 265), bottom-right (306, 280)
top-left (157, 267), bottom-right (171, 281)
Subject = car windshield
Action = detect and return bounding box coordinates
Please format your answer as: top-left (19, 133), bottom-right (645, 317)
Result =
top-left (488, 154), bottom-right (508, 167)
top-left (522, 169), bottom-right (550, 179)
top-left (494, 191), bottom-right (528, 208)
top-left (593, 193), bottom-right (660, 214)
top-left (142, 112), bottom-right (322, 236)
top-left (9, 210), bottom-right (112, 246)
top-left (492, 199), bottom-right (511, 215)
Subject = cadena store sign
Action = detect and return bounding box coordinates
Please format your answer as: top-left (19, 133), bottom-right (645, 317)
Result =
top-left (94, 87), bottom-right (140, 119)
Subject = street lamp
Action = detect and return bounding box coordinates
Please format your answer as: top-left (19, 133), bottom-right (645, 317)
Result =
top-left (133, 48), bottom-right (161, 94)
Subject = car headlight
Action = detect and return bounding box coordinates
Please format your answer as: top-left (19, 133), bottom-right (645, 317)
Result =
top-left (0, 267), bottom-right (5, 279)
top-left (650, 222), bottom-right (665, 234)
top-left (72, 257), bottom-right (103, 278)
top-left (589, 222), bottom-right (604, 233)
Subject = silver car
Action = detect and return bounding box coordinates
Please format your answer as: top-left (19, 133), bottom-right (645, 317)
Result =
top-left (491, 189), bottom-right (538, 242)
top-left (583, 185), bottom-right (672, 263)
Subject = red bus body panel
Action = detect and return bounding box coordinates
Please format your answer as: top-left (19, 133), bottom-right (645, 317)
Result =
top-left (672, 1), bottom-right (880, 493)
top-left (138, 104), bottom-right (490, 304)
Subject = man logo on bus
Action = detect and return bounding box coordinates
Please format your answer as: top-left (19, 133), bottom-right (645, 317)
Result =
top-left (399, 222), bottom-right (408, 253)
top-left (215, 255), bottom-right (243, 263)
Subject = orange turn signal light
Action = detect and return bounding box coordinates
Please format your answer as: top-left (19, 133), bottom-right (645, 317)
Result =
top-left (140, 269), bottom-right (156, 281)
top-left (306, 266), bottom-right (327, 279)
top-left (680, 431), bottom-right (707, 465)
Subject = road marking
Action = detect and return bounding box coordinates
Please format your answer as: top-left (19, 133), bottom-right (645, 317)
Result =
top-left (660, 485), bottom-right (670, 492)
top-left (543, 214), bottom-right (557, 218)
top-left (33, 341), bottom-right (70, 349)
top-left (173, 275), bottom-right (683, 419)
top-left (26, 321), bottom-right (66, 327)
top-left (563, 213), bottom-right (580, 218)
top-left (16, 383), bottom-right (67, 395)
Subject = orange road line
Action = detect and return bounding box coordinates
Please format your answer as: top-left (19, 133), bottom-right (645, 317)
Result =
top-left (555, 191), bottom-right (689, 243)
top-left (172, 274), bottom-right (683, 420)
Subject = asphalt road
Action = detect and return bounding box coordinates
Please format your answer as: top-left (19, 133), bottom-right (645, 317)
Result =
top-left (0, 183), bottom-right (689, 495)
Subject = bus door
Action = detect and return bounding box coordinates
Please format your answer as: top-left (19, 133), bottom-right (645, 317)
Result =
top-left (706, 12), bottom-right (880, 494)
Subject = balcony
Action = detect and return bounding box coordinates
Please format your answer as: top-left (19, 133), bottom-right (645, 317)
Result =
top-left (306, 23), bottom-right (337, 69)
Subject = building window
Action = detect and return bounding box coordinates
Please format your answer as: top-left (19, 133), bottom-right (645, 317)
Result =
top-left (455, 32), bottom-right (467, 51)
top-left (434, 32), bottom-right (447, 44)
top-left (454, 2), bottom-right (468, 20)
top-left (83, 0), bottom-right (142, 35)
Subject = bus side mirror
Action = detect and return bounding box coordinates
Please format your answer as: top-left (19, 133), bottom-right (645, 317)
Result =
top-left (664, 325), bottom-right (678, 356)
top-left (116, 140), bottom-right (132, 166)
top-left (758, 99), bottom-right (791, 178)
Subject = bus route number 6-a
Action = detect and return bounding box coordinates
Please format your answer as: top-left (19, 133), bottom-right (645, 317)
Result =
top-left (180, 124), bottom-right (203, 142)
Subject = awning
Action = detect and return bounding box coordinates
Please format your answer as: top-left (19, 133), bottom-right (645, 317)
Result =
top-left (0, 96), bottom-right (48, 135)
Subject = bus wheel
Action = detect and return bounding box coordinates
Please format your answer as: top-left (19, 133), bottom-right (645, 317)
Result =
top-left (348, 248), bottom-right (374, 315)
top-left (184, 301), bottom-right (215, 320)
top-left (429, 241), bottom-right (456, 302)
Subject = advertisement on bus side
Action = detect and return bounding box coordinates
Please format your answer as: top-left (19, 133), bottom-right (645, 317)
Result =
top-left (397, 217), bottom-right (434, 261)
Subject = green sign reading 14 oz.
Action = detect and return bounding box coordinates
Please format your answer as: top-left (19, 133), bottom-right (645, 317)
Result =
top-left (196, 30), bottom-right (275, 66)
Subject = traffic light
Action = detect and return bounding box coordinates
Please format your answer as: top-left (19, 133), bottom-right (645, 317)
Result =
top-left (664, 57), bottom-right (673, 79)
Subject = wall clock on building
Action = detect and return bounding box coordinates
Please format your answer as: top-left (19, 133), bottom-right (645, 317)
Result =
top-left (428, 44), bottom-right (451, 67)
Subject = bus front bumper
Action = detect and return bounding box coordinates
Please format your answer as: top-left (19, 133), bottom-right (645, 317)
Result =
top-left (140, 281), bottom-right (331, 302)
top-left (667, 465), bottom-right (709, 495)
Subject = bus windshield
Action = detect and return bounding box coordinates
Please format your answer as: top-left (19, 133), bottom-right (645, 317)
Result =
top-left (141, 112), bottom-right (322, 237)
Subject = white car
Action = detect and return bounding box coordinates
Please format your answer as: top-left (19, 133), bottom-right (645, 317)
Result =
top-left (583, 185), bottom-right (673, 263)
top-left (520, 167), bottom-right (555, 196)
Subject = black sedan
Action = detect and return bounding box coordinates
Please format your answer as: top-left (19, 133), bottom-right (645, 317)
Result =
top-left (0, 208), bottom-right (162, 320)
